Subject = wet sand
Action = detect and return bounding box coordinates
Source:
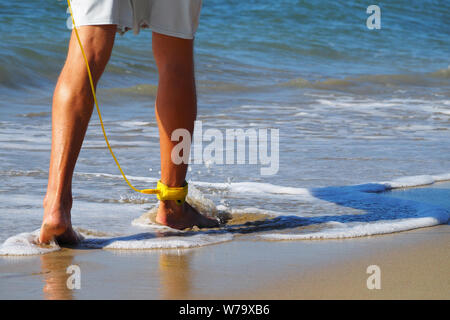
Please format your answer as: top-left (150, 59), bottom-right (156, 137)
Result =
top-left (0, 224), bottom-right (448, 299)
top-left (224, 225), bottom-right (450, 300)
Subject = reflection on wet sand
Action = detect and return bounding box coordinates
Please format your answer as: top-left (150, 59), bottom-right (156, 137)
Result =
top-left (40, 250), bottom-right (75, 300)
top-left (158, 250), bottom-right (193, 299)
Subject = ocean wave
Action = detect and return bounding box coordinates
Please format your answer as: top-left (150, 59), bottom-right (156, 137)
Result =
top-left (430, 67), bottom-right (450, 79)
top-left (72, 171), bottom-right (450, 197)
top-left (282, 67), bottom-right (450, 93)
top-left (101, 84), bottom-right (158, 97)
top-left (7, 168), bottom-right (448, 198)
top-left (1, 173), bottom-right (448, 255)
top-left (94, 68), bottom-right (450, 98)
top-left (0, 169), bottom-right (46, 178)
top-left (102, 171), bottom-right (450, 242)
top-left (18, 111), bottom-right (50, 118)
top-left (259, 205), bottom-right (449, 240)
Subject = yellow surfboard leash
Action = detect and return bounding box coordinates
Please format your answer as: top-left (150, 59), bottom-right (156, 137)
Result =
top-left (67, 0), bottom-right (187, 204)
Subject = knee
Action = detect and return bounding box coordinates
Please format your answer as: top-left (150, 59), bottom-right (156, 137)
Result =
top-left (60, 49), bottom-right (109, 97)
top-left (68, 44), bottom-right (112, 85)
top-left (54, 79), bottom-right (93, 113)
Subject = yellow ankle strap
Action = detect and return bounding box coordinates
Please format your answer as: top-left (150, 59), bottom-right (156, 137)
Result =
top-left (156, 180), bottom-right (188, 204)
top-left (141, 181), bottom-right (188, 205)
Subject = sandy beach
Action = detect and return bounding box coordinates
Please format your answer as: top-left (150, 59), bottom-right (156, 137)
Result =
top-left (0, 223), bottom-right (448, 300)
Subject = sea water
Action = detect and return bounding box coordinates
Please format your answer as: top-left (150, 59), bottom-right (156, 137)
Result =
top-left (0, 0), bottom-right (449, 254)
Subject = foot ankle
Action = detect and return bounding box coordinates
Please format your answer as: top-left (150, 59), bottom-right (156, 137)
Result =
top-left (156, 201), bottom-right (219, 230)
top-left (40, 192), bottom-right (74, 244)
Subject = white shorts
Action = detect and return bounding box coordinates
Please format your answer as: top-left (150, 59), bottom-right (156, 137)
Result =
top-left (68, 0), bottom-right (202, 39)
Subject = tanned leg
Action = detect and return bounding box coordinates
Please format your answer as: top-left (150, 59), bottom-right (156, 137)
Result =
top-left (39, 25), bottom-right (117, 244)
top-left (152, 32), bottom-right (218, 229)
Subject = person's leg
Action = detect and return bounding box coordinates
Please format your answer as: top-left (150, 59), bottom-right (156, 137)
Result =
top-left (152, 32), bottom-right (218, 229)
top-left (39, 25), bottom-right (117, 244)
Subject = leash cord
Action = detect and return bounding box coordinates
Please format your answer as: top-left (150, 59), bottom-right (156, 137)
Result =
top-left (67, 0), bottom-right (158, 195)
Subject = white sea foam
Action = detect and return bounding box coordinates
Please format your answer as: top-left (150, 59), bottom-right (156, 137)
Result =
top-left (230, 207), bottom-right (282, 216)
top-left (0, 230), bottom-right (60, 256)
top-left (221, 173), bottom-right (450, 196)
top-left (82, 233), bottom-right (233, 250)
top-left (379, 173), bottom-right (450, 189)
top-left (120, 121), bottom-right (152, 127)
top-left (260, 215), bottom-right (449, 240)
top-left (0, 227), bottom-right (233, 255)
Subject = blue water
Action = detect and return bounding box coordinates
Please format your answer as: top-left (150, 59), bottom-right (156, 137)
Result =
top-left (0, 0), bottom-right (449, 250)
top-left (1, 1), bottom-right (449, 91)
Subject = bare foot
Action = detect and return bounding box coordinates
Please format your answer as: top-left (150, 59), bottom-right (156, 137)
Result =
top-left (156, 200), bottom-right (219, 230)
top-left (39, 196), bottom-right (80, 245)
